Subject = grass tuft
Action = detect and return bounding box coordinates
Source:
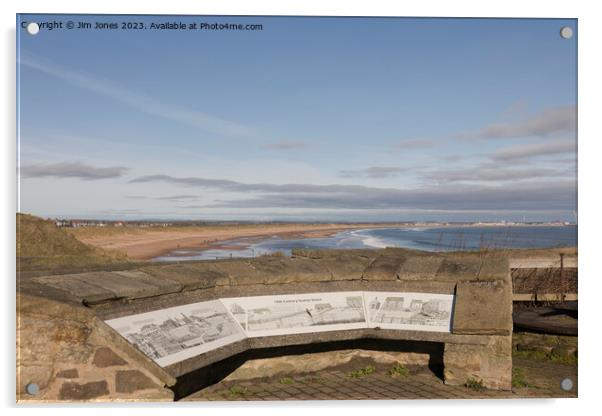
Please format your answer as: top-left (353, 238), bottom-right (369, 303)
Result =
top-left (512, 367), bottom-right (533, 389)
top-left (388, 362), bottom-right (409, 378)
top-left (279, 377), bottom-right (295, 385)
top-left (228, 385), bottom-right (248, 397)
top-left (349, 365), bottom-right (376, 378)
top-left (465, 377), bottom-right (485, 391)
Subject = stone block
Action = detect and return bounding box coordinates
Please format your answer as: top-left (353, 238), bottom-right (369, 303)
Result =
top-left (251, 257), bottom-right (332, 284)
top-left (51, 319), bottom-right (92, 344)
top-left (214, 260), bottom-right (263, 285)
top-left (317, 254), bottom-right (373, 281)
top-left (93, 347), bottom-right (127, 367)
top-left (397, 256), bottom-right (443, 280)
top-left (59, 380), bottom-right (109, 400)
top-left (17, 292), bottom-right (95, 322)
top-left (443, 335), bottom-right (512, 390)
top-left (31, 275), bottom-right (117, 304)
top-left (141, 263), bottom-right (229, 291)
top-left (436, 258), bottom-right (481, 280)
top-left (362, 255), bottom-right (407, 280)
top-left (115, 370), bottom-right (158, 393)
top-left (443, 343), bottom-right (482, 386)
top-left (480, 336), bottom-right (512, 390)
top-left (112, 270), bottom-right (182, 294)
top-left (72, 271), bottom-right (174, 301)
top-left (55, 368), bottom-right (79, 379)
top-left (18, 364), bottom-right (53, 394)
top-left (452, 280), bottom-right (512, 335)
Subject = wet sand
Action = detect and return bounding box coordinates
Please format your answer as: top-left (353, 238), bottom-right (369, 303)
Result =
top-left (69, 223), bottom-right (400, 260)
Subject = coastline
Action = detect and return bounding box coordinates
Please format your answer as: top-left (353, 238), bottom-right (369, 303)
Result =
top-left (69, 222), bottom-right (576, 261)
top-left (70, 223), bottom-right (396, 260)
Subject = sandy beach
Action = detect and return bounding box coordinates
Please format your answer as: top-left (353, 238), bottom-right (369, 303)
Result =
top-left (68, 223), bottom-right (401, 260)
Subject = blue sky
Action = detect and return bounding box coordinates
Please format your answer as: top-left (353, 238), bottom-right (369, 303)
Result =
top-left (17, 15), bottom-right (577, 221)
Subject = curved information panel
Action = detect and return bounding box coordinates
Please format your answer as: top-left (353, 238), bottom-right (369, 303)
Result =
top-left (105, 300), bottom-right (246, 367)
top-left (105, 291), bottom-right (454, 367)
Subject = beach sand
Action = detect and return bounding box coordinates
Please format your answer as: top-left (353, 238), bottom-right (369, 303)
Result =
top-left (68, 223), bottom-right (398, 260)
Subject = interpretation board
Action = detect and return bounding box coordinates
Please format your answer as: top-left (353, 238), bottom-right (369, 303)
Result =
top-left (105, 291), bottom-right (455, 367)
top-left (364, 292), bottom-right (454, 332)
top-left (220, 291), bottom-right (368, 337)
top-left (105, 299), bottom-right (246, 367)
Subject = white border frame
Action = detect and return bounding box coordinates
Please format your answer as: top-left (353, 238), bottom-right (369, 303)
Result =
top-left (5, 1), bottom-right (599, 414)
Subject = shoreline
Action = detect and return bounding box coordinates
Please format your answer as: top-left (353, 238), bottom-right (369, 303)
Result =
top-left (69, 222), bottom-right (576, 261)
top-left (71, 223), bottom-right (397, 260)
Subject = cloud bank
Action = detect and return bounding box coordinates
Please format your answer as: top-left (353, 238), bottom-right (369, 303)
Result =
top-left (491, 140), bottom-right (576, 161)
top-left (339, 166), bottom-right (408, 178)
top-left (20, 162), bottom-right (128, 180)
top-left (129, 174), bottom-right (575, 212)
top-left (456, 106), bottom-right (576, 140)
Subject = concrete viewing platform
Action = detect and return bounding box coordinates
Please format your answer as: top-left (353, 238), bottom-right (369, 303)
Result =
top-left (18, 248), bottom-right (519, 402)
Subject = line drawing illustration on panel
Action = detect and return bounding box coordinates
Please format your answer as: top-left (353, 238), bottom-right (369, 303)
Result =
top-left (220, 292), bottom-right (368, 337)
top-left (364, 292), bottom-right (454, 332)
top-left (105, 299), bottom-right (246, 367)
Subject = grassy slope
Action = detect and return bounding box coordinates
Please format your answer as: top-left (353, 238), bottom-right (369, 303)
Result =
top-left (17, 213), bottom-right (131, 273)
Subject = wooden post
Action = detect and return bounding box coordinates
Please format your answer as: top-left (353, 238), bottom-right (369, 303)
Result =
top-left (560, 253), bottom-right (565, 302)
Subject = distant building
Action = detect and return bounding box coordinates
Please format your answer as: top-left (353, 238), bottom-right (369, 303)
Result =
top-left (346, 296), bottom-right (363, 309)
top-left (369, 297), bottom-right (381, 311)
top-left (422, 299), bottom-right (443, 314)
top-left (229, 303), bottom-right (245, 315)
top-left (409, 299), bottom-right (423, 312)
top-left (382, 297), bottom-right (404, 311)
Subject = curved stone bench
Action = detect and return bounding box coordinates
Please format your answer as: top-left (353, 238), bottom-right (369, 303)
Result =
top-left (18, 248), bottom-right (513, 401)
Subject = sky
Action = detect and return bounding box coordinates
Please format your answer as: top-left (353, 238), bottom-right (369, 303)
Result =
top-left (17, 15), bottom-right (577, 222)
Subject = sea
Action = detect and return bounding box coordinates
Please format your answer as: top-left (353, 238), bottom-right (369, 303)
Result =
top-left (152, 225), bottom-right (577, 262)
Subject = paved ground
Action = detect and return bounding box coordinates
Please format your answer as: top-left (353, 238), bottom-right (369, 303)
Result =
top-left (183, 357), bottom-right (577, 401)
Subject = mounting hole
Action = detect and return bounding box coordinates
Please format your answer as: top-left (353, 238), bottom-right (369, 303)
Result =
top-left (560, 26), bottom-right (573, 39)
top-left (560, 378), bottom-right (574, 391)
top-left (26, 22), bottom-right (40, 35)
top-left (26, 383), bottom-right (39, 395)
